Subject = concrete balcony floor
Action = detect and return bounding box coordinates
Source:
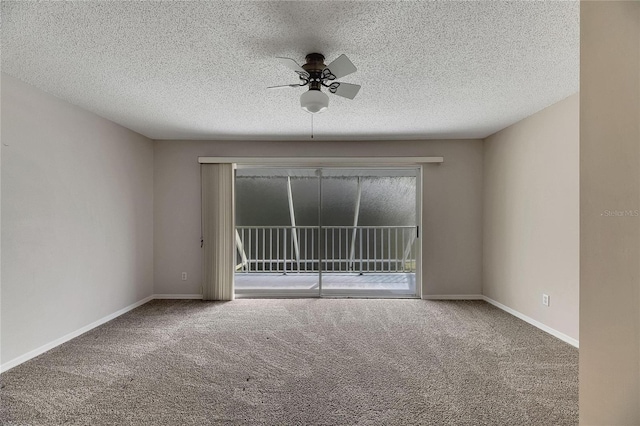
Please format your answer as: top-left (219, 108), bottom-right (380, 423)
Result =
top-left (234, 272), bottom-right (416, 296)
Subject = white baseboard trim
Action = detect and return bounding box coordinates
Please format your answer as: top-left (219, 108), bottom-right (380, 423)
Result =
top-left (0, 295), bottom-right (155, 373)
top-left (422, 294), bottom-right (484, 300)
top-left (482, 296), bottom-right (579, 348)
top-left (153, 294), bottom-right (203, 299)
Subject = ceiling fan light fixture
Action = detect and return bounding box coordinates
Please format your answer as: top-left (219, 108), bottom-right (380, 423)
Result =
top-left (300, 90), bottom-right (329, 114)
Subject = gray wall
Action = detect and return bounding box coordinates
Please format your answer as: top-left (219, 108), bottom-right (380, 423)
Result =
top-left (1, 74), bottom-right (154, 365)
top-left (153, 139), bottom-right (483, 297)
top-left (483, 94), bottom-right (579, 341)
top-left (580, 2), bottom-right (640, 424)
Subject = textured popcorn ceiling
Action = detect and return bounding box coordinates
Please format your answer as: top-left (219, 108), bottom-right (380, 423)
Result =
top-left (1, 1), bottom-right (579, 140)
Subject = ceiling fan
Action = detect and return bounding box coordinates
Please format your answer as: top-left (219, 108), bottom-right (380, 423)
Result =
top-left (268, 53), bottom-right (361, 114)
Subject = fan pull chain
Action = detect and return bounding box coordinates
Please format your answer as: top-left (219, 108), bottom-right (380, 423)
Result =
top-left (311, 114), bottom-right (314, 139)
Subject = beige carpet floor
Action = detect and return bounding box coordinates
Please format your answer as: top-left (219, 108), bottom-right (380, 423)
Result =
top-left (0, 299), bottom-right (578, 425)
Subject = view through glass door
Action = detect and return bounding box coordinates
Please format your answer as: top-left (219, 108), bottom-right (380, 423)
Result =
top-left (235, 167), bottom-right (320, 297)
top-left (234, 167), bottom-right (419, 298)
top-left (320, 168), bottom-right (419, 297)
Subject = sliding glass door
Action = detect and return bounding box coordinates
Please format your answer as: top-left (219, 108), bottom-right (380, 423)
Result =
top-left (234, 166), bottom-right (419, 298)
top-left (234, 167), bottom-right (321, 297)
top-left (320, 168), bottom-right (418, 297)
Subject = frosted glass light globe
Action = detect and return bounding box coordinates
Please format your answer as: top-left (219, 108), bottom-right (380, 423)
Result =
top-left (300, 90), bottom-right (329, 114)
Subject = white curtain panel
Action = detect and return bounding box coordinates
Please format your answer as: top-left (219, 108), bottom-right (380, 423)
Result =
top-left (201, 163), bottom-right (235, 301)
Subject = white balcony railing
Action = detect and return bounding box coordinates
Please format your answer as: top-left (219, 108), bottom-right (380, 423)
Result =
top-left (235, 226), bottom-right (417, 274)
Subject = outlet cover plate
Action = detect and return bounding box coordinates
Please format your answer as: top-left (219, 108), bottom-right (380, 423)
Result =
top-left (542, 294), bottom-right (550, 307)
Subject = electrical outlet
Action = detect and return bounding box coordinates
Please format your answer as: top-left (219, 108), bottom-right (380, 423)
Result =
top-left (542, 294), bottom-right (550, 307)
top-left (181, 272), bottom-right (188, 281)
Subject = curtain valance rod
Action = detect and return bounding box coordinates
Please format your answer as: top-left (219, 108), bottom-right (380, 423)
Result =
top-left (198, 156), bottom-right (443, 165)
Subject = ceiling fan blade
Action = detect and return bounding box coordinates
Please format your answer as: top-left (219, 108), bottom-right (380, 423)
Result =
top-left (326, 54), bottom-right (357, 79)
top-left (267, 84), bottom-right (302, 90)
top-left (275, 57), bottom-right (309, 76)
top-left (330, 82), bottom-right (361, 100)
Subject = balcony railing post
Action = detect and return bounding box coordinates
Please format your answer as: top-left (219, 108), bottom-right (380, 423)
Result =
top-left (283, 228), bottom-right (287, 275)
top-left (296, 227), bottom-right (300, 273)
top-left (359, 228), bottom-right (363, 274)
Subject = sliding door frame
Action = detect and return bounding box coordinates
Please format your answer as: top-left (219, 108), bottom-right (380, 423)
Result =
top-left (317, 166), bottom-right (422, 299)
top-left (200, 156), bottom-right (443, 299)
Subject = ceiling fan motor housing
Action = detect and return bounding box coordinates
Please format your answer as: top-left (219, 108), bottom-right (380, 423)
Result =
top-left (302, 53), bottom-right (327, 90)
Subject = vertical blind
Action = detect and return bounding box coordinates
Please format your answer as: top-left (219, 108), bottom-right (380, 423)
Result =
top-left (201, 163), bottom-right (235, 301)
